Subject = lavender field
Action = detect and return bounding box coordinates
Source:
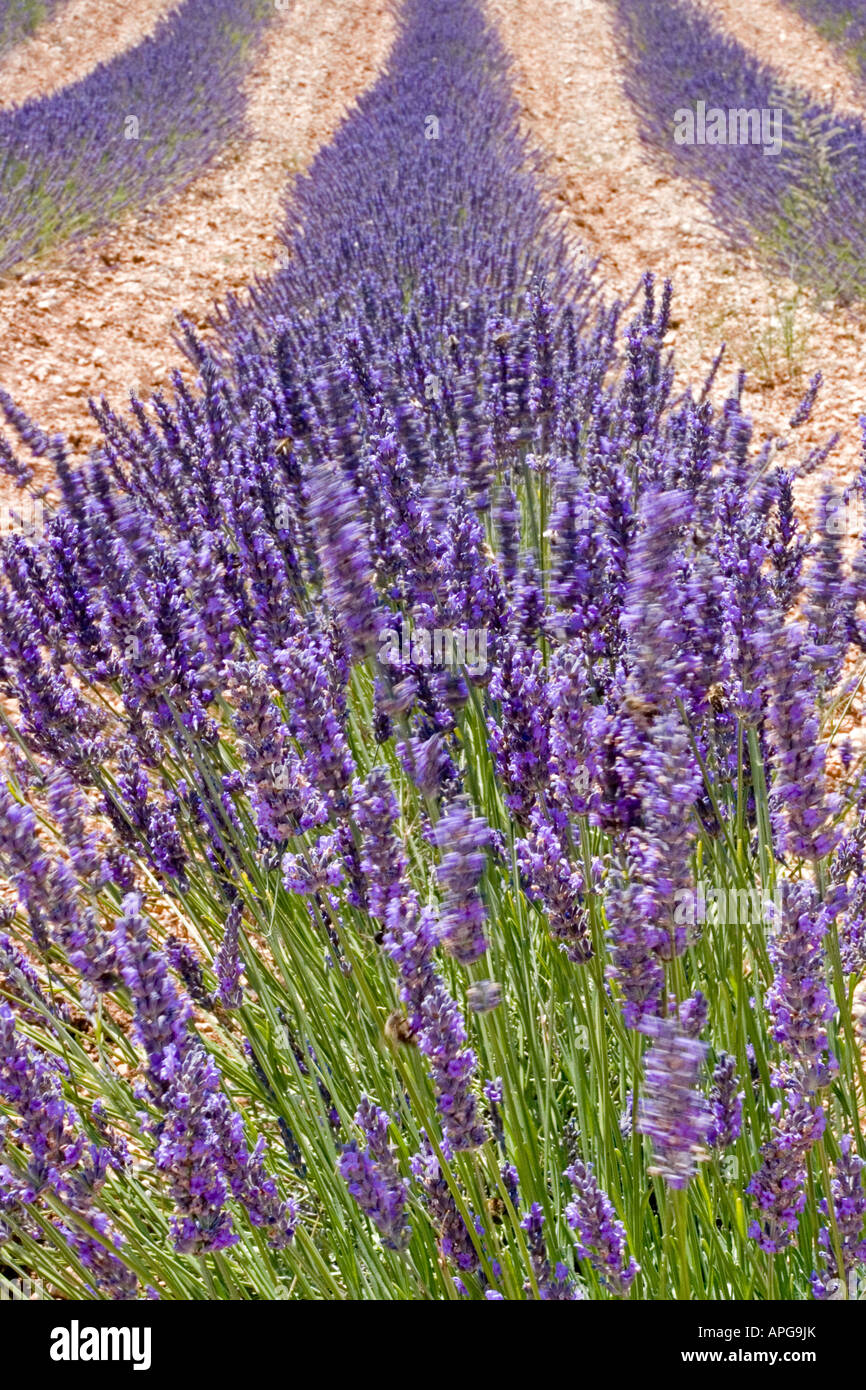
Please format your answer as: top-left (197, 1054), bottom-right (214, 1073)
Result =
top-left (0, 0), bottom-right (865, 1320)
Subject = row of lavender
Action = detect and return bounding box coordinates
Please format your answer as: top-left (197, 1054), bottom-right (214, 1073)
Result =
top-left (0, 0), bottom-right (864, 1299)
top-left (781, 0), bottom-right (866, 83)
top-left (0, 0), bottom-right (67, 55)
top-left (0, 0), bottom-right (274, 274)
top-left (612, 0), bottom-right (866, 304)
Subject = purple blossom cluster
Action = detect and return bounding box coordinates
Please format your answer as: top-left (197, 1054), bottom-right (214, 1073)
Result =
top-left (564, 1159), bottom-right (639, 1296)
top-left (765, 881), bottom-right (837, 1092)
top-left (747, 1098), bottom-right (826, 1253)
top-left (338, 1098), bottom-right (411, 1252)
top-left (0, 1003), bottom-right (137, 1298)
top-left (638, 1017), bottom-right (710, 1190)
top-left (811, 1134), bottom-right (866, 1299)
top-left (115, 894), bottom-right (294, 1253)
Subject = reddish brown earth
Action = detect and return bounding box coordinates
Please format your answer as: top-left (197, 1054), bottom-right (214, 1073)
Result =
top-left (0, 0), bottom-right (395, 489)
top-left (696, 0), bottom-right (865, 117)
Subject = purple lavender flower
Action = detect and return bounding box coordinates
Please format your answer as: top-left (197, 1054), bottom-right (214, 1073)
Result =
top-left (275, 633), bottom-right (356, 814)
top-left (0, 1004), bottom-right (137, 1298)
top-left (766, 881), bottom-right (837, 1092)
top-left (467, 980), bottom-right (502, 1013)
top-left (707, 1053), bottom-right (744, 1150)
top-left (229, 660), bottom-right (323, 840)
top-left (758, 617), bottom-right (838, 862)
top-left (604, 851), bottom-right (666, 1030)
top-left (0, 786), bottom-right (117, 989)
top-left (308, 464), bottom-right (383, 662)
top-left (564, 1158), bottom-right (639, 1296)
top-left (804, 485), bottom-right (847, 691)
top-left (488, 641), bottom-right (551, 824)
top-left (419, 981), bottom-right (487, 1152)
top-left (638, 1017), bottom-right (709, 1189)
top-left (520, 1202), bottom-right (580, 1300)
top-left (411, 1137), bottom-right (479, 1276)
top-left (677, 992), bottom-right (708, 1039)
top-left (548, 641), bottom-right (593, 817)
top-left (338, 1097), bottom-right (411, 1251)
top-left (353, 769), bottom-right (410, 923)
top-left (747, 1098), bottom-right (825, 1253)
top-left (811, 1134), bottom-right (866, 1300)
top-left (516, 812), bottom-right (593, 964)
top-left (383, 892), bottom-right (487, 1151)
top-left (434, 796), bottom-right (494, 964)
top-left (155, 1044), bottom-right (238, 1256)
top-left (165, 934), bottom-right (214, 1010)
top-left (215, 898), bottom-right (244, 1010)
top-left (622, 489), bottom-right (694, 697)
top-left (113, 892), bottom-right (193, 1100)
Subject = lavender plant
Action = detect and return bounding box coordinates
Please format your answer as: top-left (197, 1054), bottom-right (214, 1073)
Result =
top-left (0, 0), bottom-right (864, 1302)
top-left (0, 0), bottom-right (273, 273)
top-left (612, 0), bottom-right (866, 302)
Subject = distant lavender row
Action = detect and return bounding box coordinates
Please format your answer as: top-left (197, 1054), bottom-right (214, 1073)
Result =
top-left (0, 0), bottom-right (67, 54)
top-left (780, 0), bottom-right (866, 84)
top-left (611, 0), bottom-right (866, 303)
top-left (0, 0), bottom-right (273, 274)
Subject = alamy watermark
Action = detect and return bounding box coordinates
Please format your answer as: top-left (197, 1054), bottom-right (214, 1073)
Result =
top-left (378, 620), bottom-right (488, 677)
top-left (674, 102), bottom-right (783, 157)
top-left (674, 881), bottom-right (783, 927)
top-left (0, 497), bottom-right (43, 539)
top-left (0, 1274), bottom-right (46, 1300)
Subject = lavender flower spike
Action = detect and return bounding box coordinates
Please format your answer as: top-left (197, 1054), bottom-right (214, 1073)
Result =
top-left (766, 881), bottom-right (837, 1093)
top-left (638, 1017), bottom-right (709, 1189)
top-left (707, 1053), bottom-right (744, 1151)
top-left (565, 1158), bottom-right (639, 1296)
top-left (520, 1203), bottom-right (581, 1300)
top-left (338, 1097), bottom-right (411, 1251)
top-left (114, 892), bottom-right (192, 1100)
top-left (216, 898), bottom-right (244, 1010)
top-left (811, 1134), bottom-right (866, 1300)
top-left (434, 795), bottom-right (494, 965)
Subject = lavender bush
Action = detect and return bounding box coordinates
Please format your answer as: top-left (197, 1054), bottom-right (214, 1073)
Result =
top-left (0, 0), bottom-right (864, 1301)
top-left (0, 0), bottom-right (273, 273)
top-left (612, 0), bottom-right (866, 303)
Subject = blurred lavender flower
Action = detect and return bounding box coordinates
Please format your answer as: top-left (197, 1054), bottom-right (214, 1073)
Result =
top-left (638, 1017), bottom-right (709, 1189)
top-left (759, 618), bottom-right (838, 862)
top-left (434, 795), bottom-right (494, 964)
